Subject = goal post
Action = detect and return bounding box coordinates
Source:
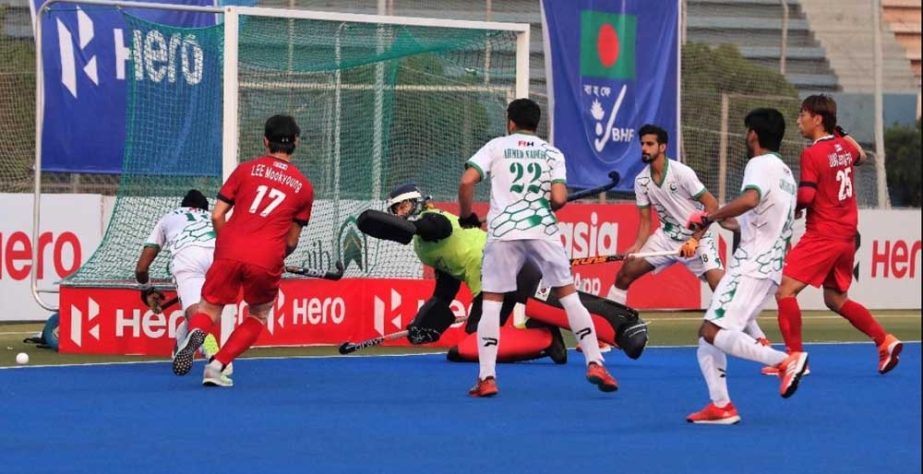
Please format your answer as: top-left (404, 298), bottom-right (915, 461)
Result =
top-left (32, 0), bottom-right (531, 310)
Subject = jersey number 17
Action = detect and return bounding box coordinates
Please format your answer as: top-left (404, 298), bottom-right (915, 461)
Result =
top-left (249, 184), bottom-right (287, 217)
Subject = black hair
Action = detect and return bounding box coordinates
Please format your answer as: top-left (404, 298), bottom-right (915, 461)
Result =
top-left (264, 114), bottom-right (301, 155)
top-left (744, 108), bottom-right (786, 152)
top-left (181, 189), bottom-right (209, 211)
top-left (800, 94), bottom-right (837, 134)
top-left (507, 98), bottom-right (541, 131)
top-left (638, 124), bottom-right (668, 144)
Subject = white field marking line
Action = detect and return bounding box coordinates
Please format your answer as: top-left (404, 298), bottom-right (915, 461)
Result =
top-left (646, 314), bottom-right (921, 322)
top-left (0, 331), bottom-right (41, 336)
top-left (1, 341), bottom-right (918, 370)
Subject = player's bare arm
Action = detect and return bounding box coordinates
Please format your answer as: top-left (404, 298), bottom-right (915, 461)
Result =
top-left (134, 245), bottom-right (160, 284)
top-left (688, 189), bottom-right (759, 230)
top-left (626, 205), bottom-right (652, 255)
top-left (457, 166), bottom-right (481, 227)
top-left (212, 200), bottom-right (232, 234)
top-left (549, 182), bottom-right (568, 211)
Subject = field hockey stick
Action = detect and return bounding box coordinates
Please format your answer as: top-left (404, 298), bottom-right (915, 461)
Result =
top-left (566, 171), bottom-right (621, 202)
top-left (570, 249), bottom-right (680, 266)
top-left (285, 260), bottom-right (345, 280)
top-left (338, 316), bottom-right (467, 355)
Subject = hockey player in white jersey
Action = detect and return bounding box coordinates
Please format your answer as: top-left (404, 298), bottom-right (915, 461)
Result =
top-left (685, 108), bottom-right (808, 424)
top-left (607, 124), bottom-right (770, 344)
top-left (135, 189), bottom-right (230, 382)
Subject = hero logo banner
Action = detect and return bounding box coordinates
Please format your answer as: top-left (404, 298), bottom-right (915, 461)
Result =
top-left (31, 0), bottom-right (217, 173)
top-left (541, 0), bottom-right (679, 192)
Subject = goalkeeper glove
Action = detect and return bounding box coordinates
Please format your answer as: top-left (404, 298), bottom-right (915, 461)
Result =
top-left (685, 211), bottom-right (712, 230)
top-left (458, 212), bottom-right (481, 229)
top-left (680, 237), bottom-right (699, 258)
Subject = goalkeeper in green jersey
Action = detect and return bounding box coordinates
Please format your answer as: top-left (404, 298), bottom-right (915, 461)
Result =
top-left (363, 183), bottom-right (648, 363)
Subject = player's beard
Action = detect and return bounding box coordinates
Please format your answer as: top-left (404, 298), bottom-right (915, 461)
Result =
top-left (641, 153), bottom-right (655, 163)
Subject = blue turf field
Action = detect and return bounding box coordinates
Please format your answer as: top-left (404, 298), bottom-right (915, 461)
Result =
top-left (1, 343), bottom-right (919, 473)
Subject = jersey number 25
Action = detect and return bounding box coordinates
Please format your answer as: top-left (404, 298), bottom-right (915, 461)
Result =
top-left (835, 168), bottom-right (853, 201)
top-left (249, 184), bottom-right (287, 217)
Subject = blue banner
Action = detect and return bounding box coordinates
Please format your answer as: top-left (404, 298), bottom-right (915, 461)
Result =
top-left (32, 0), bottom-right (217, 173)
top-left (541, 0), bottom-right (679, 191)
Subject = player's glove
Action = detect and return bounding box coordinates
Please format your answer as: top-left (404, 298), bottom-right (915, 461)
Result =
top-left (139, 284), bottom-right (165, 313)
top-left (685, 211), bottom-right (712, 230)
top-left (835, 125), bottom-right (848, 137)
top-left (458, 212), bottom-right (481, 229)
top-left (680, 237), bottom-right (699, 258)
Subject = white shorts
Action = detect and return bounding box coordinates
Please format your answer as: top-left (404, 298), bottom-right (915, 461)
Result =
top-left (704, 271), bottom-right (777, 331)
top-left (481, 239), bottom-right (573, 293)
top-left (641, 230), bottom-right (722, 277)
top-left (170, 245), bottom-right (214, 311)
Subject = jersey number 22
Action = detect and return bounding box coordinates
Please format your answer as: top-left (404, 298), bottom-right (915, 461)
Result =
top-left (249, 185), bottom-right (287, 217)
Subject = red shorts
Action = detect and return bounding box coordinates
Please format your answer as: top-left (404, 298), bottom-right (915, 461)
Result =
top-left (201, 258), bottom-right (282, 306)
top-left (783, 234), bottom-right (855, 292)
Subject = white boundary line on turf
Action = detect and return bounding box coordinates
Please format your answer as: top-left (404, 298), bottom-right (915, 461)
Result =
top-left (1, 341), bottom-right (918, 370)
top-left (648, 314), bottom-right (921, 322)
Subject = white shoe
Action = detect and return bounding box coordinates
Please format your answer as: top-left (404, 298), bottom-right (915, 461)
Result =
top-left (202, 361), bottom-right (233, 387)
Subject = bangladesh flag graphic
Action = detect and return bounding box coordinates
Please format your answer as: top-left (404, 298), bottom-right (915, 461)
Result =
top-left (579, 11), bottom-right (636, 80)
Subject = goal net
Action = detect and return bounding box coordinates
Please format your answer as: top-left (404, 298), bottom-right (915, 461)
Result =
top-left (40, 3), bottom-right (527, 286)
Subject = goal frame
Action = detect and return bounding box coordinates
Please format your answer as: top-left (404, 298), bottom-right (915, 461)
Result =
top-left (32, 0), bottom-right (531, 310)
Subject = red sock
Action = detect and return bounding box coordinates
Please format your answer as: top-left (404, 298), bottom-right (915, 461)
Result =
top-left (188, 312), bottom-right (215, 333)
top-left (214, 317), bottom-right (264, 366)
top-left (776, 297), bottom-right (803, 352)
top-left (838, 300), bottom-right (886, 346)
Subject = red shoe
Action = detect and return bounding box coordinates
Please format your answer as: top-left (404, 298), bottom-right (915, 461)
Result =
top-left (686, 402), bottom-right (741, 425)
top-left (761, 346), bottom-right (810, 377)
top-left (468, 377), bottom-right (498, 397)
top-left (586, 362), bottom-right (618, 392)
top-left (777, 351), bottom-right (809, 398)
top-left (878, 334), bottom-right (903, 375)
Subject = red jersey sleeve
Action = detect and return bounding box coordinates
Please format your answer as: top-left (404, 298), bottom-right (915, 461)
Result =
top-left (294, 183), bottom-right (314, 226)
top-left (798, 148), bottom-right (820, 187)
top-left (217, 164), bottom-right (247, 205)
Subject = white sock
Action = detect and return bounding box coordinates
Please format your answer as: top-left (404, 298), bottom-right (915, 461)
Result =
top-left (606, 285), bottom-right (628, 305)
top-left (697, 338), bottom-right (730, 407)
top-left (560, 293), bottom-right (603, 366)
top-left (477, 299), bottom-right (502, 380)
top-left (745, 320), bottom-right (767, 340)
top-left (713, 329), bottom-right (787, 367)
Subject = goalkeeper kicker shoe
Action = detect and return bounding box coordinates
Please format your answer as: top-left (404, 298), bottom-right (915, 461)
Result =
top-left (202, 360), bottom-right (233, 388)
top-left (586, 362), bottom-right (618, 392)
top-left (778, 351), bottom-right (809, 398)
top-left (686, 402), bottom-right (741, 425)
top-left (468, 377), bottom-right (499, 398)
top-left (172, 329), bottom-right (206, 376)
top-left (877, 334), bottom-right (903, 375)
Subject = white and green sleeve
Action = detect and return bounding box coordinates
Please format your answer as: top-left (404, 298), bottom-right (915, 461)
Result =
top-left (740, 159), bottom-right (770, 202)
top-left (144, 217), bottom-right (166, 250)
top-left (466, 140), bottom-right (494, 180)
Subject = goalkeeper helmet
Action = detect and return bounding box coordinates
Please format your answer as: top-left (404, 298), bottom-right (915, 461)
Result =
top-left (386, 183), bottom-right (430, 219)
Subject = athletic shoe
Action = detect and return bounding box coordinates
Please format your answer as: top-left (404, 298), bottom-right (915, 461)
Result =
top-left (778, 351), bottom-right (809, 398)
top-left (202, 361), bottom-right (234, 388)
top-left (585, 362), bottom-right (618, 392)
top-left (200, 334), bottom-right (234, 376)
top-left (172, 329), bottom-right (206, 376)
top-left (762, 363), bottom-right (810, 377)
top-left (545, 327), bottom-right (568, 365)
top-left (686, 402), bottom-right (741, 425)
top-left (877, 334), bottom-right (903, 375)
top-left (468, 377), bottom-right (498, 397)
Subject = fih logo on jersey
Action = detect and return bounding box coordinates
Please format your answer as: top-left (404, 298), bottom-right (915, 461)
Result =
top-left (55, 6), bottom-right (99, 98)
top-left (579, 10), bottom-right (637, 153)
top-left (373, 289), bottom-right (404, 337)
top-left (338, 216), bottom-right (368, 273)
top-left (69, 297), bottom-right (100, 347)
